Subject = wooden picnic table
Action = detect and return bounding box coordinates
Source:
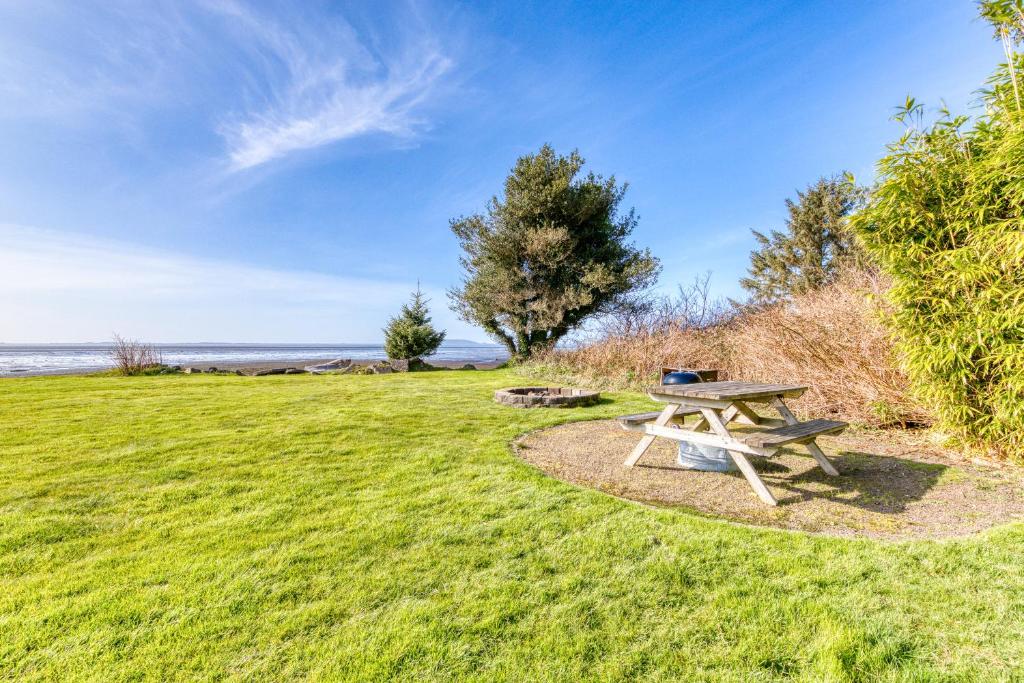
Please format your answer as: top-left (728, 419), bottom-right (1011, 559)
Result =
top-left (617, 381), bottom-right (847, 506)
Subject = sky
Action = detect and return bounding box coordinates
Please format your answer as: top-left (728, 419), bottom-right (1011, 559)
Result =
top-left (0, 0), bottom-right (1001, 343)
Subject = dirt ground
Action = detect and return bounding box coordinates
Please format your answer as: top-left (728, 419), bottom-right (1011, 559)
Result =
top-left (514, 419), bottom-right (1024, 539)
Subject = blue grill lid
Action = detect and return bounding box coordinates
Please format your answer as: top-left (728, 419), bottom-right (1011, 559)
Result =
top-left (662, 371), bottom-right (702, 385)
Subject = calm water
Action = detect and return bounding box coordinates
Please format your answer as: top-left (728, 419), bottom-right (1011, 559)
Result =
top-left (0, 343), bottom-right (508, 376)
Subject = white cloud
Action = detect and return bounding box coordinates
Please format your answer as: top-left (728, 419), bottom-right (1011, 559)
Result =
top-left (209, 1), bottom-right (453, 170)
top-left (0, 3), bottom-right (197, 120)
top-left (0, 224), bottom-right (474, 343)
top-left (0, 1), bottom-right (454, 170)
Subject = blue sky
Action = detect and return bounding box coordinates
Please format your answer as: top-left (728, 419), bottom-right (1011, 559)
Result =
top-left (0, 0), bottom-right (1000, 343)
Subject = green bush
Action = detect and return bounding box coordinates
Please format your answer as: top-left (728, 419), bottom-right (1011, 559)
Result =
top-left (383, 286), bottom-right (446, 361)
top-left (852, 3), bottom-right (1024, 456)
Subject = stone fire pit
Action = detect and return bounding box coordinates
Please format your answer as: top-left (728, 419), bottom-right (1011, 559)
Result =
top-left (494, 387), bottom-right (600, 408)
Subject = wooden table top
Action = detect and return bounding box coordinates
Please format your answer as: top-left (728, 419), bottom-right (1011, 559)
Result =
top-left (648, 380), bottom-right (807, 401)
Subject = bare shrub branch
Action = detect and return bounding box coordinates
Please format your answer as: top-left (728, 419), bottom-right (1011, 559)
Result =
top-left (110, 335), bottom-right (161, 376)
top-left (589, 272), bottom-right (733, 340)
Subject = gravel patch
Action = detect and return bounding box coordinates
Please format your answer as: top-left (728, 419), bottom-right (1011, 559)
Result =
top-left (514, 419), bottom-right (1024, 539)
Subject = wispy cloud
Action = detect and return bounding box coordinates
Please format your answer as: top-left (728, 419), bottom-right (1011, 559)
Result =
top-left (0, 1), bottom-right (454, 171)
top-left (0, 224), bottom-right (469, 343)
top-left (0, 3), bottom-right (197, 120)
top-left (209, 1), bottom-right (453, 170)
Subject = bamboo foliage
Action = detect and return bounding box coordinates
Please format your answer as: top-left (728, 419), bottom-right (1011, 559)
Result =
top-left (851, 1), bottom-right (1024, 456)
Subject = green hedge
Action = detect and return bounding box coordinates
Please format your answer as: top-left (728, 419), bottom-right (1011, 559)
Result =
top-left (853, 43), bottom-right (1024, 456)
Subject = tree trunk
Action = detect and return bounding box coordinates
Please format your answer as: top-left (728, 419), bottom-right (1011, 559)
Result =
top-left (483, 321), bottom-right (571, 361)
top-left (542, 325), bottom-right (568, 352)
top-left (483, 320), bottom-right (519, 358)
top-left (515, 329), bottom-right (531, 359)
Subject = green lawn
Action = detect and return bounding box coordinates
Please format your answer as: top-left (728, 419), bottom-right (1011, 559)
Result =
top-left (1, 370), bottom-right (1022, 681)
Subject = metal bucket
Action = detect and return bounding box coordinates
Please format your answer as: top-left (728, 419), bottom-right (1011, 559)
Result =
top-left (677, 440), bottom-right (737, 472)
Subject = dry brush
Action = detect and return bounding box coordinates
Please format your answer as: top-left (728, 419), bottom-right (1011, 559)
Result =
top-left (526, 270), bottom-right (926, 427)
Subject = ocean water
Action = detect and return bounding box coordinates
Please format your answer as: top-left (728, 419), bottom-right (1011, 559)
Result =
top-left (0, 342), bottom-right (509, 376)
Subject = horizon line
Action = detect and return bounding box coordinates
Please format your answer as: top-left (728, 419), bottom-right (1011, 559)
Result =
top-left (0, 339), bottom-right (499, 346)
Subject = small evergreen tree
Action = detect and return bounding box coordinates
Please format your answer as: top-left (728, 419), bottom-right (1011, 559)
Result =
top-left (383, 286), bottom-right (446, 360)
top-left (740, 175), bottom-right (864, 305)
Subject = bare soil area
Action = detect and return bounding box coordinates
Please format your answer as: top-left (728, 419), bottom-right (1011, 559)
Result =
top-left (514, 419), bottom-right (1024, 539)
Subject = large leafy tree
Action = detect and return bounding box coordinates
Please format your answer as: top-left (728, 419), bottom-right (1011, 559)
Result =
top-left (851, 0), bottom-right (1024, 456)
top-left (383, 286), bottom-right (446, 360)
top-left (449, 145), bottom-right (659, 359)
top-left (740, 175), bottom-right (864, 305)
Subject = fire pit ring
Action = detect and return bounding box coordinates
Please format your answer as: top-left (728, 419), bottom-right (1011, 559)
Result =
top-left (494, 387), bottom-right (600, 408)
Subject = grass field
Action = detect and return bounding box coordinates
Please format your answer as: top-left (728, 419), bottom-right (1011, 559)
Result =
top-left (1, 370), bottom-right (1022, 680)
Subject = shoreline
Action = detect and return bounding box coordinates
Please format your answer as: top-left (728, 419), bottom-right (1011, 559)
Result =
top-left (3, 357), bottom-right (506, 378)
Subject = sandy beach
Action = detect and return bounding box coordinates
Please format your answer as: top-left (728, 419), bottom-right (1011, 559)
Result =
top-left (5, 357), bottom-right (505, 377)
top-left (177, 358), bottom-right (505, 374)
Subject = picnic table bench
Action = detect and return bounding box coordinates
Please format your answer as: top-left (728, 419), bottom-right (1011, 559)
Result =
top-left (618, 381), bottom-right (847, 506)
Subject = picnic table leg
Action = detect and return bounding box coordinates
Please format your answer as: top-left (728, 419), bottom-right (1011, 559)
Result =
top-left (692, 403), bottom-right (741, 432)
top-left (700, 407), bottom-right (778, 506)
top-left (769, 396), bottom-right (840, 476)
top-left (730, 400), bottom-right (761, 426)
top-left (623, 403), bottom-right (679, 467)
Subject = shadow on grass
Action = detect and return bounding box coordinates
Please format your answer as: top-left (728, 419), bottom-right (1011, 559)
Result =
top-left (638, 449), bottom-right (949, 513)
top-left (760, 450), bottom-right (948, 512)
